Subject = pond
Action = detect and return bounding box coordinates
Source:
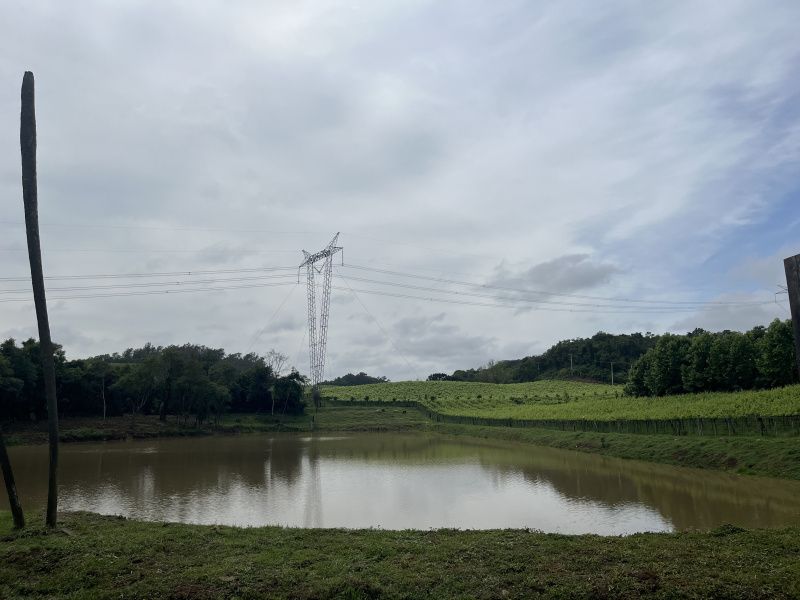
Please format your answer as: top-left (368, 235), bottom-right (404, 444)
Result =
top-left (4, 433), bottom-right (800, 534)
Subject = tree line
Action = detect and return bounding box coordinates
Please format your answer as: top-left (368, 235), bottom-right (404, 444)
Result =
top-left (322, 372), bottom-right (389, 386)
top-left (0, 340), bottom-right (308, 424)
top-left (625, 319), bottom-right (797, 396)
top-left (430, 331), bottom-right (659, 384)
top-left (428, 320), bottom-right (797, 394)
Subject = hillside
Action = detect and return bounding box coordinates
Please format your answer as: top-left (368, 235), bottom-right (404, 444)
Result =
top-left (322, 380), bottom-right (800, 426)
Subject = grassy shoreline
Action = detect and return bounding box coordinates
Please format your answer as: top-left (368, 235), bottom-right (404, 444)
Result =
top-left (4, 405), bottom-right (800, 480)
top-left (1, 511), bottom-right (798, 599)
top-left (3, 409), bottom-right (800, 598)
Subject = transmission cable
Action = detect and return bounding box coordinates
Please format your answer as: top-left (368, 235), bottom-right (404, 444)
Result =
top-left (0, 265), bottom-right (297, 282)
top-left (0, 273), bottom-right (299, 295)
top-left (246, 284), bottom-right (300, 352)
top-left (340, 263), bottom-right (772, 307)
top-left (337, 275), bottom-right (416, 374)
top-left (332, 272), bottom-right (739, 312)
top-left (329, 284), bottom-right (733, 314)
top-left (0, 281), bottom-right (297, 303)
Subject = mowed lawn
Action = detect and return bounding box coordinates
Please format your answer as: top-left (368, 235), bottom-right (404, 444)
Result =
top-left (1, 512), bottom-right (799, 599)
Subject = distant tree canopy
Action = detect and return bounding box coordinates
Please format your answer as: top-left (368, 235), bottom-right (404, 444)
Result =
top-left (433, 331), bottom-right (659, 385)
top-left (322, 372), bottom-right (389, 386)
top-left (625, 320), bottom-right (797, 396)
top-left (427, 373), bottom-right (450, 381)
top-left (0, 341), bottom-right (308, 423)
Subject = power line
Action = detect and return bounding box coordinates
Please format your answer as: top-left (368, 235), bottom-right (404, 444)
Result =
top-left (0, 220), bottom-right (502, 260)
top-left (0, 219), bottom-right (321, 235)
top-left (0, 261), bottom-right (778, 309)
top-left (0, 247), bottom-right (298, 254)
top-left (0, 265), bottom-right (297, 282)
top-left (0, 273), bottom-right (299, 294)
top-left (328, 284), bottom-right (753, 314)
top-left (246, 283), bottom-right (299, 352)
top-left (0, 273), bottom-right (775, 315)
top-left (337, 275), bottom-right (416, 374)
top-left (340, 263), bottom-right (774, 307)
top-left (0, 281), bottom-right (297, 303)
top-left (333, 272), bottom-right (740, 312)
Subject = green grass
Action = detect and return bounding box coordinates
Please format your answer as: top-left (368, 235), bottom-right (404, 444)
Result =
top-left (323, 380), bottom-right (800, 422)
top-left (431, 423), bottom-right (800, 480)
top-left (1, 511), bottom-right (798, 599)
top-left (3, 408), bottom-right (428, 446)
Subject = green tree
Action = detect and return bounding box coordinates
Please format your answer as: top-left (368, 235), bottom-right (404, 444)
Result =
top-left (274, 370), bottom-right (308, 415)
top-left (757, 319), bottom-right (798, 387)
top-left (708, 332), bottom-right (757, 391)
top-left (643, 334), bottom-right (689, 396)
top-left (0, 355), bottom-right (24, 420)
top-left (624, 352), bottom-right (651, 396)
top-left (111, 357), bottom-right (163, 422)
top-left (681, 333), bottom-right (713, 393)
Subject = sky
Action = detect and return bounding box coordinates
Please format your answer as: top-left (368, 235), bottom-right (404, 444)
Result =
top-left (1, 0), bottom-right (798, 380)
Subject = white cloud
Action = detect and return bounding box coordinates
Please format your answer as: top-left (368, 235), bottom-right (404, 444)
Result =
top-left (1, 0), bottom-right (798, 379)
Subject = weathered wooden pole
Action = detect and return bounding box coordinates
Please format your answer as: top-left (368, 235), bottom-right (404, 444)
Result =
top-left (785, 254), bottom-right (800, 378)
top-left (20, 71), bottom-right (60, 528)
top-left (0, 429), bottom-right (25, 528)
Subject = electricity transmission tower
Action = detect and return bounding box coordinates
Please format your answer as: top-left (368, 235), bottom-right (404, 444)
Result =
top-left (300, 233), bottom-right (343, 388)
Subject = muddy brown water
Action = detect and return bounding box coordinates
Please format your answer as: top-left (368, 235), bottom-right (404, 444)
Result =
top-left (4, 433), bottom-right (800, 533)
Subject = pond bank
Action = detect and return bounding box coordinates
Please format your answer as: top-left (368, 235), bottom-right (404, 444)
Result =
top-left (1, 511), bottom-right (798, 599)
top-left (4, 405), bottom-right (800, 480)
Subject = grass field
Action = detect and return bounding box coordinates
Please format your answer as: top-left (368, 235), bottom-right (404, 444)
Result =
top-left (1, 511), bottom-right (798, 599)
top-left (322, 380), bottom-right (800, 422)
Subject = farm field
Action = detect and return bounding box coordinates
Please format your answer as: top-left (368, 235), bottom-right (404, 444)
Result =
top-left (322, 380), bottom-right (800, 422)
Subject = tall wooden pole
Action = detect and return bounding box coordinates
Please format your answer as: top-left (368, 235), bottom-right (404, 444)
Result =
top-left (20, 71), bottom-right (60, 527)
top-left (784, 254), bottom-right (800, 379)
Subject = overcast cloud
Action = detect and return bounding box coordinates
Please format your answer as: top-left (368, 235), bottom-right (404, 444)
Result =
top-left (1, 1), bottom-right (798, 380)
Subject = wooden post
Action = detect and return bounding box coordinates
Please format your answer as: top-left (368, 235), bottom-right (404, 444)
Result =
top-left (20, 71), bottom-right (60, 528)
top-left (0, 429), bottom-right (25, 528)
top-left (785, 254), bottom-right (800, 379)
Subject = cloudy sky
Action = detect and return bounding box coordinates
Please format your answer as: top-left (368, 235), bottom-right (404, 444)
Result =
top-left (1, 1), bottom-right (798, 380)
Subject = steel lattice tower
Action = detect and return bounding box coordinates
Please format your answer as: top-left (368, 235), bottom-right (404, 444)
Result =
top-left (300, 233), bottom-right (342, 388)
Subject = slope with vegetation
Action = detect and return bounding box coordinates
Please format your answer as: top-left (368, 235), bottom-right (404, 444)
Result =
top-left (323, 380), bottom-right (800, 436)
top-left (429, 320), bottom-right (797, 390)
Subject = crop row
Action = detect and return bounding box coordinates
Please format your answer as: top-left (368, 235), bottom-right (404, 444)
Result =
top-left (321, 380), bottom-right (800, 422)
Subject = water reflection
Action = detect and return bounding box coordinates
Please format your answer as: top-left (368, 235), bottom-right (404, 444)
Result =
top-left (4, 433), bottom-right (800, 533)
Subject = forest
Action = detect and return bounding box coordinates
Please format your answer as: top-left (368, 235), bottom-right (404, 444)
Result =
top-left (625, 319), bottom-right (798, 396)
top-left (430, 319), bottom-right (797, 392)
top-left (0, 340), bottom-right (307, 424)
top-left (433, 331), bottom-right (659, 383)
